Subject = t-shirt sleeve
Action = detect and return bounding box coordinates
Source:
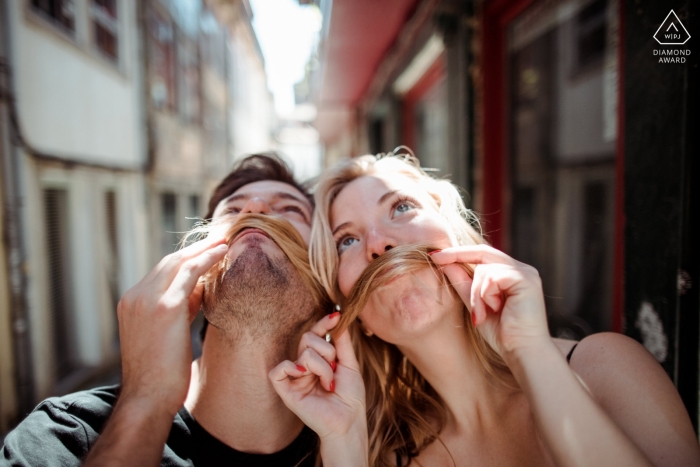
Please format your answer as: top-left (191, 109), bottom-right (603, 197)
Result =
top-left (1, 399), bottom-right (92, 467)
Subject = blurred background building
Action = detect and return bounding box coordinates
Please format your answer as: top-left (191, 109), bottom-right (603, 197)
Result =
top-left (310, 0), bottom-right (697, 431)
top-left (0, 0), bottom-right (697, 438)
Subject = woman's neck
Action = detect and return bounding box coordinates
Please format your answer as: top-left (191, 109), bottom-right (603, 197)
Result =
top-left (395, 311), bottom-right (518, 431)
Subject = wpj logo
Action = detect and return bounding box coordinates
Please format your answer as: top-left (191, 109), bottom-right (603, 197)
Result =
top-left (653, 10), bottom-right (691, 63)
top-left (654, 10), bottom-right (690, 45)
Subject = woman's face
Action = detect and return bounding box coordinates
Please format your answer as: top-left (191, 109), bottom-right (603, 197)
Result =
top-left (331, 172), bottom-right (460, 342)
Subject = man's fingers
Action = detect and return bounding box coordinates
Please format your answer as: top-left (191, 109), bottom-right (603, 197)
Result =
top-left (164, 244), bottom-right (228, 306)
top-left (296, 348), bottom-right (334, 392)
top-left (297, 332), bottom-right (337, 367)
top-left (188, 283), bottom-right (205, 321)
top-left (308, 311), bottom-right (341, 337)
top-left (430, 245), bottom-right (516, 267)
top-left (148, 235), bottom-right (228, 282)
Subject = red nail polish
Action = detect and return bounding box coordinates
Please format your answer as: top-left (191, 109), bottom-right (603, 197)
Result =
top-left (329, 380), bottom-right (335, 392)
top-left (329, 311), bottom-right (340, 319)
top-left (428, 249), bottom-right (442, 256)
top-left (330, 360), bottom-right (337, 372)
top-left (471, 313), bottom-right (477, 326)
top-left (296, 364), bottom-right (307, 373)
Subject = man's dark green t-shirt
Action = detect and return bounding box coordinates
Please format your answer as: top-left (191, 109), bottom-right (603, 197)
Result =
top-left (1, 386), bottom-right (317, 466)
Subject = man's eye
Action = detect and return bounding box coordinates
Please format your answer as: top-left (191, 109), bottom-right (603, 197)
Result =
top-left (283, 205), bottom-right (303, 214)
top-left (224, 207), bottom-right (241, 215)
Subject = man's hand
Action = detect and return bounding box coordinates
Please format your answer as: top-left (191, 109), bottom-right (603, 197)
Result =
top-left (117, 235), bottom-right (228, 416)
top-left (84, 235), bottom-right (228, 467)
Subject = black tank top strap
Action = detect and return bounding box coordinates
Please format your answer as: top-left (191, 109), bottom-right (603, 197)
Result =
top-left (566, 343), bottom-right (579, 364)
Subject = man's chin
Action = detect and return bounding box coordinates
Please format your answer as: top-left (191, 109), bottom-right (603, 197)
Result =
top-left (226, 233), bottom-right (284, 263)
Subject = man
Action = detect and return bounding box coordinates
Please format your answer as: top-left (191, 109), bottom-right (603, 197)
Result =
top-left (1, 154), bottom-right (358, 466)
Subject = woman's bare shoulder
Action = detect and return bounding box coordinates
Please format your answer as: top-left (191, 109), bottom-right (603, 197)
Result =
top-left (563, 333), bottom-right (700, 465)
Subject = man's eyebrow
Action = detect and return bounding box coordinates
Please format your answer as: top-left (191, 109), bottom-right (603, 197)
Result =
top-left (275, 191), bottom-right (311, 209)
top-left (224, 193), bottom-right (249, 204)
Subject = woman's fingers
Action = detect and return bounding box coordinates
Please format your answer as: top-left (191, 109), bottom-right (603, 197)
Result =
top-left (296, 348), bottom-right (335, 392)
top-left (269, 360), bottom-right (306, 399)
top-left (441, 264), bottom-right (473, 310)
top-left (469, 266), bottom-right (486, 326)
top-left (334, 329), bottom-right (360, 371)
top-left (480, 272), bottom-right (505, 314)
top-left (308, 311), bottom-right (341, 337)
top-left (430, 244), bottom-right (517, 267)
top-left (298, 332), bottom-right (337, 368)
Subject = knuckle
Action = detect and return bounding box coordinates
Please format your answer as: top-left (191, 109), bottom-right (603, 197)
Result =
top-left (154, 297), bottom-right (176, 314)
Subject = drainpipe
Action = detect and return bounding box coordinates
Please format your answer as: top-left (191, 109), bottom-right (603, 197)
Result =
top-left (0, 0), bottom-right (36, 417)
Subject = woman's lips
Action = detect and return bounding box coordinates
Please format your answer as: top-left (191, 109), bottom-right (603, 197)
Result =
top-left (232, 228), bottom-right (270, 243)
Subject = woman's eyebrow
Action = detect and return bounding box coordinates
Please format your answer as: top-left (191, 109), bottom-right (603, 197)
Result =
top-left (332, 222), bottom-right (350, 236)
top-left (378, 190), bottom-right (398, 205)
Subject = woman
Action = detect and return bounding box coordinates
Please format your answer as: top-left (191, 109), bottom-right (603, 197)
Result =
top-left (272, 151), bottom-right (700, 466)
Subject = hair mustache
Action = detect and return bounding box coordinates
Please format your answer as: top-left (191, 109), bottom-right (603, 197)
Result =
top-left (187, 213), bottom-right (330, 312)
top-left (332, 245), bottom-right (475, 339)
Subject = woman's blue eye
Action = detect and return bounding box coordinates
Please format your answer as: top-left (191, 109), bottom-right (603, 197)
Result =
top-left (395, 203), bottom-right (412, 213)
top-left (337, 236), bottom-right (358, 253)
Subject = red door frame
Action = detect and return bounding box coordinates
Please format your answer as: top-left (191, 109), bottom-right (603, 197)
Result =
top-left (481, 0), bottom-right (626, 332)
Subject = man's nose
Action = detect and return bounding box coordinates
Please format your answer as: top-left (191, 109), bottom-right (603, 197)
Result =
top-left (366, 229), bottom-right (395, 261)
top-left (241, 197), bottom-right (272, 215)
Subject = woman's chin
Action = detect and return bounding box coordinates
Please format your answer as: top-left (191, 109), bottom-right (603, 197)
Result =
top-left (369, 277), bottom-right (457, 341)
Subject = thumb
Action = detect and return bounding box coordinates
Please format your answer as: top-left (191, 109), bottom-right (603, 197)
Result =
top-left (188, 282), bottom-right (204, 321)
top-left (334, 329), bottom-right (360, 371)
top-left (442, 264), bottom-right (473, 313)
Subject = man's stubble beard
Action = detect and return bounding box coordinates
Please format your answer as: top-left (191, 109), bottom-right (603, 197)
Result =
top-left (202, 236), bottom-right (317, 357)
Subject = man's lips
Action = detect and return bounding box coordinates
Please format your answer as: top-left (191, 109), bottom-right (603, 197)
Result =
top-left (232, 228), bottom-right (271, 243)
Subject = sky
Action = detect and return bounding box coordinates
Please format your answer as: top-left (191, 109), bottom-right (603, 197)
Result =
top-left (249, 0), bottom-right (322, 116)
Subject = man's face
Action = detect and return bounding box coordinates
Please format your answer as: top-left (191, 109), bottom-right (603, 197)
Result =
top-left (212, 180), bottom-right (312, 244)
top-left (203, 180), bottom-right (316, 343)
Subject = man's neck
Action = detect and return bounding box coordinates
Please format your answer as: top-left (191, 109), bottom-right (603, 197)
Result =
top-left (184, 324), bottom-right (304, 454)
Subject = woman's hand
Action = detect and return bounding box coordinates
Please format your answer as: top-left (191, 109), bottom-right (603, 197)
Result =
top-left (429, 245), bottom-right (551, 358)
top-left (269, 313), bottom-right (368, 466)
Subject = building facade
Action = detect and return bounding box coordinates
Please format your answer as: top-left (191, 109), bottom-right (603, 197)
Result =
top-left (314, 0), bottom-right (698, 430)
top-left (0, 0), bottom-right (275, 434)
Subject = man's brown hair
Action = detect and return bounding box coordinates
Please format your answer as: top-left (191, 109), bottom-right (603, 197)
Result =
top-left (204, 152), bottom-right (313, 220)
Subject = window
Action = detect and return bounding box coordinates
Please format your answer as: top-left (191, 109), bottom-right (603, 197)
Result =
top-left (31, 0), bottom-right (76, 34)
top-left (91, 0), bottom-right (119, 60)
top-left (43, 189), bottom-right (78, 381)
top-left (187, 195), bottom-right (200, 229)
top-left (161, 192), bottom-right (178, 257)
top-left (574, 0), bottom-right (607, 73)
top-left (507, 0), bottom-right (618, 338)
top-left (178, 37), bottom-right (202, 124)
top-left (148, 7), bottom-right (177, 110)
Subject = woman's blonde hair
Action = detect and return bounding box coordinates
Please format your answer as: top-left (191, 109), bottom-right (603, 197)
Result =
top-left (310, 151), bottom-right (511, 466)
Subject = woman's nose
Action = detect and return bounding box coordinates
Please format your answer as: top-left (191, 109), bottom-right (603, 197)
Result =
top-left (241, 197), bottom-right (271, 215)
top-left (367, 230), bottom-right (395, 261)
top-left (371, 245), bottom-right (393, 260)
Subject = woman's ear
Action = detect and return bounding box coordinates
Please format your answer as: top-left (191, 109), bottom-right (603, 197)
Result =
top-left (357, 317), bottom-right (374, 337)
